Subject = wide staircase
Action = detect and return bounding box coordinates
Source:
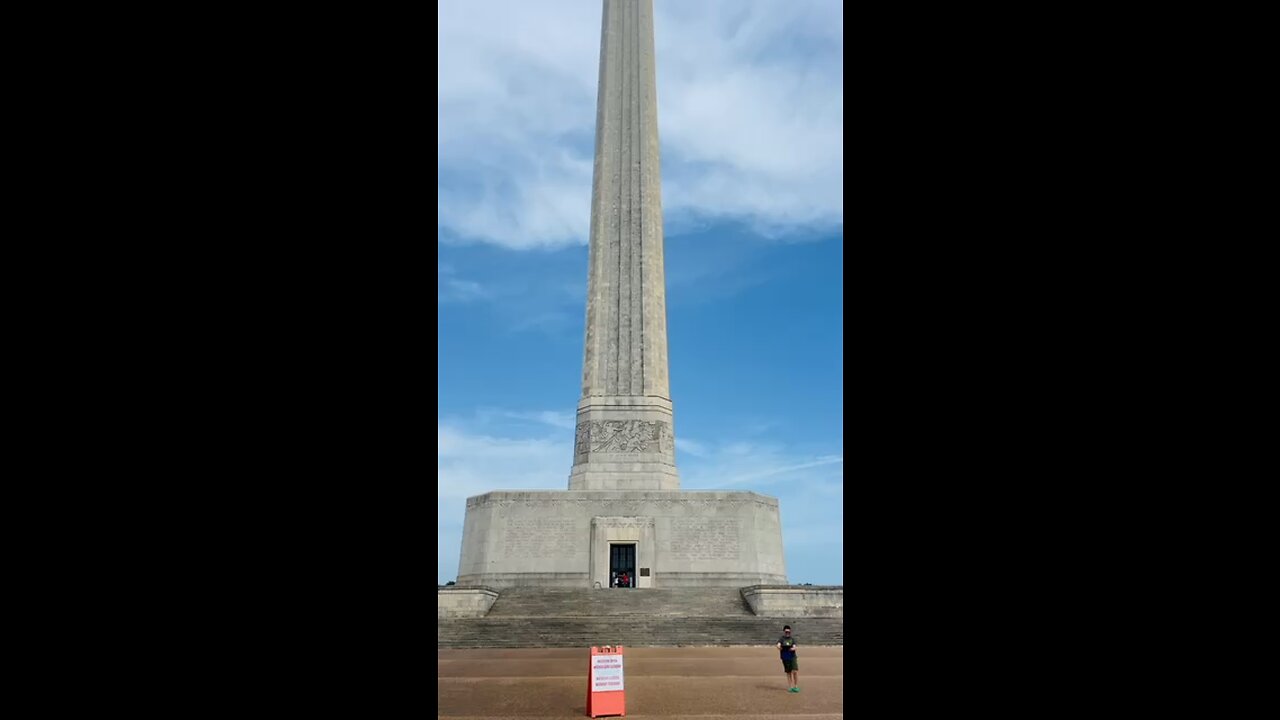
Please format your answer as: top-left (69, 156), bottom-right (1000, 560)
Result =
top-left (437, 587), bottom-right (844, 649)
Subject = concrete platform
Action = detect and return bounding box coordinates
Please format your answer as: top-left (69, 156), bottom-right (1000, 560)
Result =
top-left (438, 646), bottom-right (843, 719)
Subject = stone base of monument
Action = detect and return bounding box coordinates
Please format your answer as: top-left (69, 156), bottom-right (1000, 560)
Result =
top-left (456, 491), bottom-right (788, 589)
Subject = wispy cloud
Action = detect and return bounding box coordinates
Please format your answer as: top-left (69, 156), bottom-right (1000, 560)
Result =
top-left (440, 278), bottom-right (489, 303)
top-left (509, 310), bottom-right (578, 336)
top-left (675, 438), bottom-right (709, 457)
top-left (476, 409), bottom-right (577, 431)
top-left (438, 263), bottom-right (491, 303)
top-left (438, 423), bottom-right (571, 501)
top-left (679, 440), bottom-right (843, 491)
top-left (438, 0), bottom-right (843, 249)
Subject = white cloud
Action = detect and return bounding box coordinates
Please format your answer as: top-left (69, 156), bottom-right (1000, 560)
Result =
top-left (438, 0), bottom-right (843, 249)
top-left (440, 278), bottom-right (488, 303)
top-left (438, 263), bottom-right (490, 303)
top-left (437, 423), bottom-right (571, 501)
top-left (477, 409), bottom-right (577, 431)
top-left (678, 440), bottom-right (843, 491)
top-left (675, 437), bottom-right (709, 457)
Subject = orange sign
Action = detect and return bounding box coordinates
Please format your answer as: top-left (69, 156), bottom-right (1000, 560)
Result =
top-left (586, 645), bottom-right (626, 717)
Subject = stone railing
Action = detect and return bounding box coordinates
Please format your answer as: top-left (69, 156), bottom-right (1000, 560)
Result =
top-left (741, 585), bottom-right (843, 618)
top-left (438, 585), bottom-right (500, 618)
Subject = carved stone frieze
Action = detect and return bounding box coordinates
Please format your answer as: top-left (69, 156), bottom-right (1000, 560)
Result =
top-left (574, 419), bottom-right (673, 461)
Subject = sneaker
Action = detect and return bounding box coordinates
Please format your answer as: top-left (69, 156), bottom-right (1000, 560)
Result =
top-left (788, 687), bottom-right (798, 693)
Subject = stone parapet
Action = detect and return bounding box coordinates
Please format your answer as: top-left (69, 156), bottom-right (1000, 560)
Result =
top-left (438, 586), bottom-right (500, 618)
top-left (741, 585), bottom-right (843, 618)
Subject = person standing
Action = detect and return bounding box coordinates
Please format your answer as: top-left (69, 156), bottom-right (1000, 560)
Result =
top-left (776, 624), bottom-right (799, 692)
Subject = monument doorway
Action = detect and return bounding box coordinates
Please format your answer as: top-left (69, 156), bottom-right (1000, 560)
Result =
top-left (610, 544), bottom-right (636, 587)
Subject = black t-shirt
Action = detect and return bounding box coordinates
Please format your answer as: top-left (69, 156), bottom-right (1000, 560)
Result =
top-left (778, 635), bottom-right (796, 658)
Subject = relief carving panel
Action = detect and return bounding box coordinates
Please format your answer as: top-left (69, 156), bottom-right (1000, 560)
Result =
top-left (574, 419), bottom-right (674, 461)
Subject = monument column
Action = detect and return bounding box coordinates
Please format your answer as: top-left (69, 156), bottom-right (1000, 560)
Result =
top-left (570, 0), bottom-right (679, 491)
top-left (452, 0), bottom-right (788, 590)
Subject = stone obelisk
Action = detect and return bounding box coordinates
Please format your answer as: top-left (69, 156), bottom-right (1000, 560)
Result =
top-left (452, 0), bottom-right (787, 590)
top-left (569, 0), bottom-right (678, 492)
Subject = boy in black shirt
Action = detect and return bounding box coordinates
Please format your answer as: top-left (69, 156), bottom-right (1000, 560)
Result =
top-left (776, 624), bottom-right (799, 692)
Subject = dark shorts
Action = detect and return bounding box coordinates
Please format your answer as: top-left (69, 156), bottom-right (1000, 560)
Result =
top-left (781, 656), bottom-right (798, 672)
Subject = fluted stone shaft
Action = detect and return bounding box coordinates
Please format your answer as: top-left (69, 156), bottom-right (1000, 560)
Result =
top-left (569, 0), bottom-right (678, 491)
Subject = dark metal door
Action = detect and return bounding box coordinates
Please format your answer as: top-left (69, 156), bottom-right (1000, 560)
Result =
top-left (610, 544), bottom-right (636, 586)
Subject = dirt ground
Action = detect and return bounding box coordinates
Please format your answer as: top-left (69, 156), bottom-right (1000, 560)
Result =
top-left (438, 645), bottom-right (843, 719)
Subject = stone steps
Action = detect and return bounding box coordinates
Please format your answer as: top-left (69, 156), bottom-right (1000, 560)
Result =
top-left (440, 587), bottom-right (843, 649)
top-left (485, 587), bottom-right (755, 618)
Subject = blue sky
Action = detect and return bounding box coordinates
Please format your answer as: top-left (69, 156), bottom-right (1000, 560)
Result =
top-left (438, 0), bottom-right (844, 586)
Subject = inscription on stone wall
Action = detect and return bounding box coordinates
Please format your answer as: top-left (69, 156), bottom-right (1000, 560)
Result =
top-left (574, 419), bottom-right (674, 461)
top-left (502, 518), bottom-right (579, 558)
top-left (664, 518), bottom-right (740, 561)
